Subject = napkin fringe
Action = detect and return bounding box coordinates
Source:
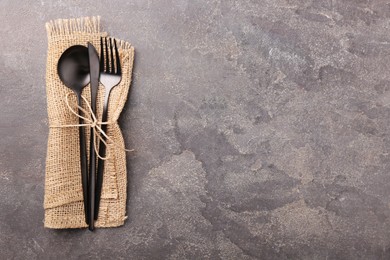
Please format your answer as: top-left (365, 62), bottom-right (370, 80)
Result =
top-left (117, 39), bottom-right (133, 51)
top-left (46, 16), bottom-right (100, 37)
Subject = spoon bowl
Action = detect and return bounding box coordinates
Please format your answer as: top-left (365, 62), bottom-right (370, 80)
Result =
top-left (58, 45), bottom-right (90, 92)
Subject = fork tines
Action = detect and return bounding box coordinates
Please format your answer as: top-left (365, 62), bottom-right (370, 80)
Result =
top-left (100, 37), bottom-right (121, 75)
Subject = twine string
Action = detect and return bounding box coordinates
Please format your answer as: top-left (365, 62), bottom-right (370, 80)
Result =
top-left (50, 92), bottom-right (134, 160)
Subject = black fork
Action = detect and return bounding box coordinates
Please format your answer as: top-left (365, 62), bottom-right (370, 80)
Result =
top-left (94, 37), bottom-right (122, 220)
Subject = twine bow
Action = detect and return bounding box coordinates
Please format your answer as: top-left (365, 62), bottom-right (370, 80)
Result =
top-left (50, 92), bottom-right (134, 160)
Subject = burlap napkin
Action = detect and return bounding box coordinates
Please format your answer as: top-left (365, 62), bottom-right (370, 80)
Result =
top-left (44, 16), bottom-right (134, 228)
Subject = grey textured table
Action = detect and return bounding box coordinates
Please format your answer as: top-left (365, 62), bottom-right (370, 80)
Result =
top-left (1, 0), bottom-right (390, 259)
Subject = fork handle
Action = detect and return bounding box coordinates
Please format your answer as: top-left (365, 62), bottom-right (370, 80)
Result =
top-left (77, 95), bottom-right (89, 225)
top-left (94, 94), bottom-right (110, 220)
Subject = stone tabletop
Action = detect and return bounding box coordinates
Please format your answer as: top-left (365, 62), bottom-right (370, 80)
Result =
top-left (1, 0), bottom-right (390, 259)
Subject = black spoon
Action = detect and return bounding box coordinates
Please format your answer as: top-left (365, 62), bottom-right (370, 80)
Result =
top-left (57, 45), bottom-right (90, 225)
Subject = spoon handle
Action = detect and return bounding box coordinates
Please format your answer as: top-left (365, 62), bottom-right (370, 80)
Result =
top-left (77, 95), bottom-right (89, 225)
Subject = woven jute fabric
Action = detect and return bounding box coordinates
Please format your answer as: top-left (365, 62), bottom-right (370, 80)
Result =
top-left (44, 16), bottom-right (134, 228)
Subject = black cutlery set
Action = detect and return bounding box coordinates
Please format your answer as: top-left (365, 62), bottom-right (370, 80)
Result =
top-left (57, 37), bottom-right (122, 231)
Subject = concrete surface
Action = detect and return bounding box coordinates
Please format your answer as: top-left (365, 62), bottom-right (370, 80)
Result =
top-left (1, 0), bottom-right (390, 259)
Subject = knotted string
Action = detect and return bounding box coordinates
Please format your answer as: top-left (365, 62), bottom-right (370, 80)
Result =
top-left (50, 92), bottom-right (134, 160)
